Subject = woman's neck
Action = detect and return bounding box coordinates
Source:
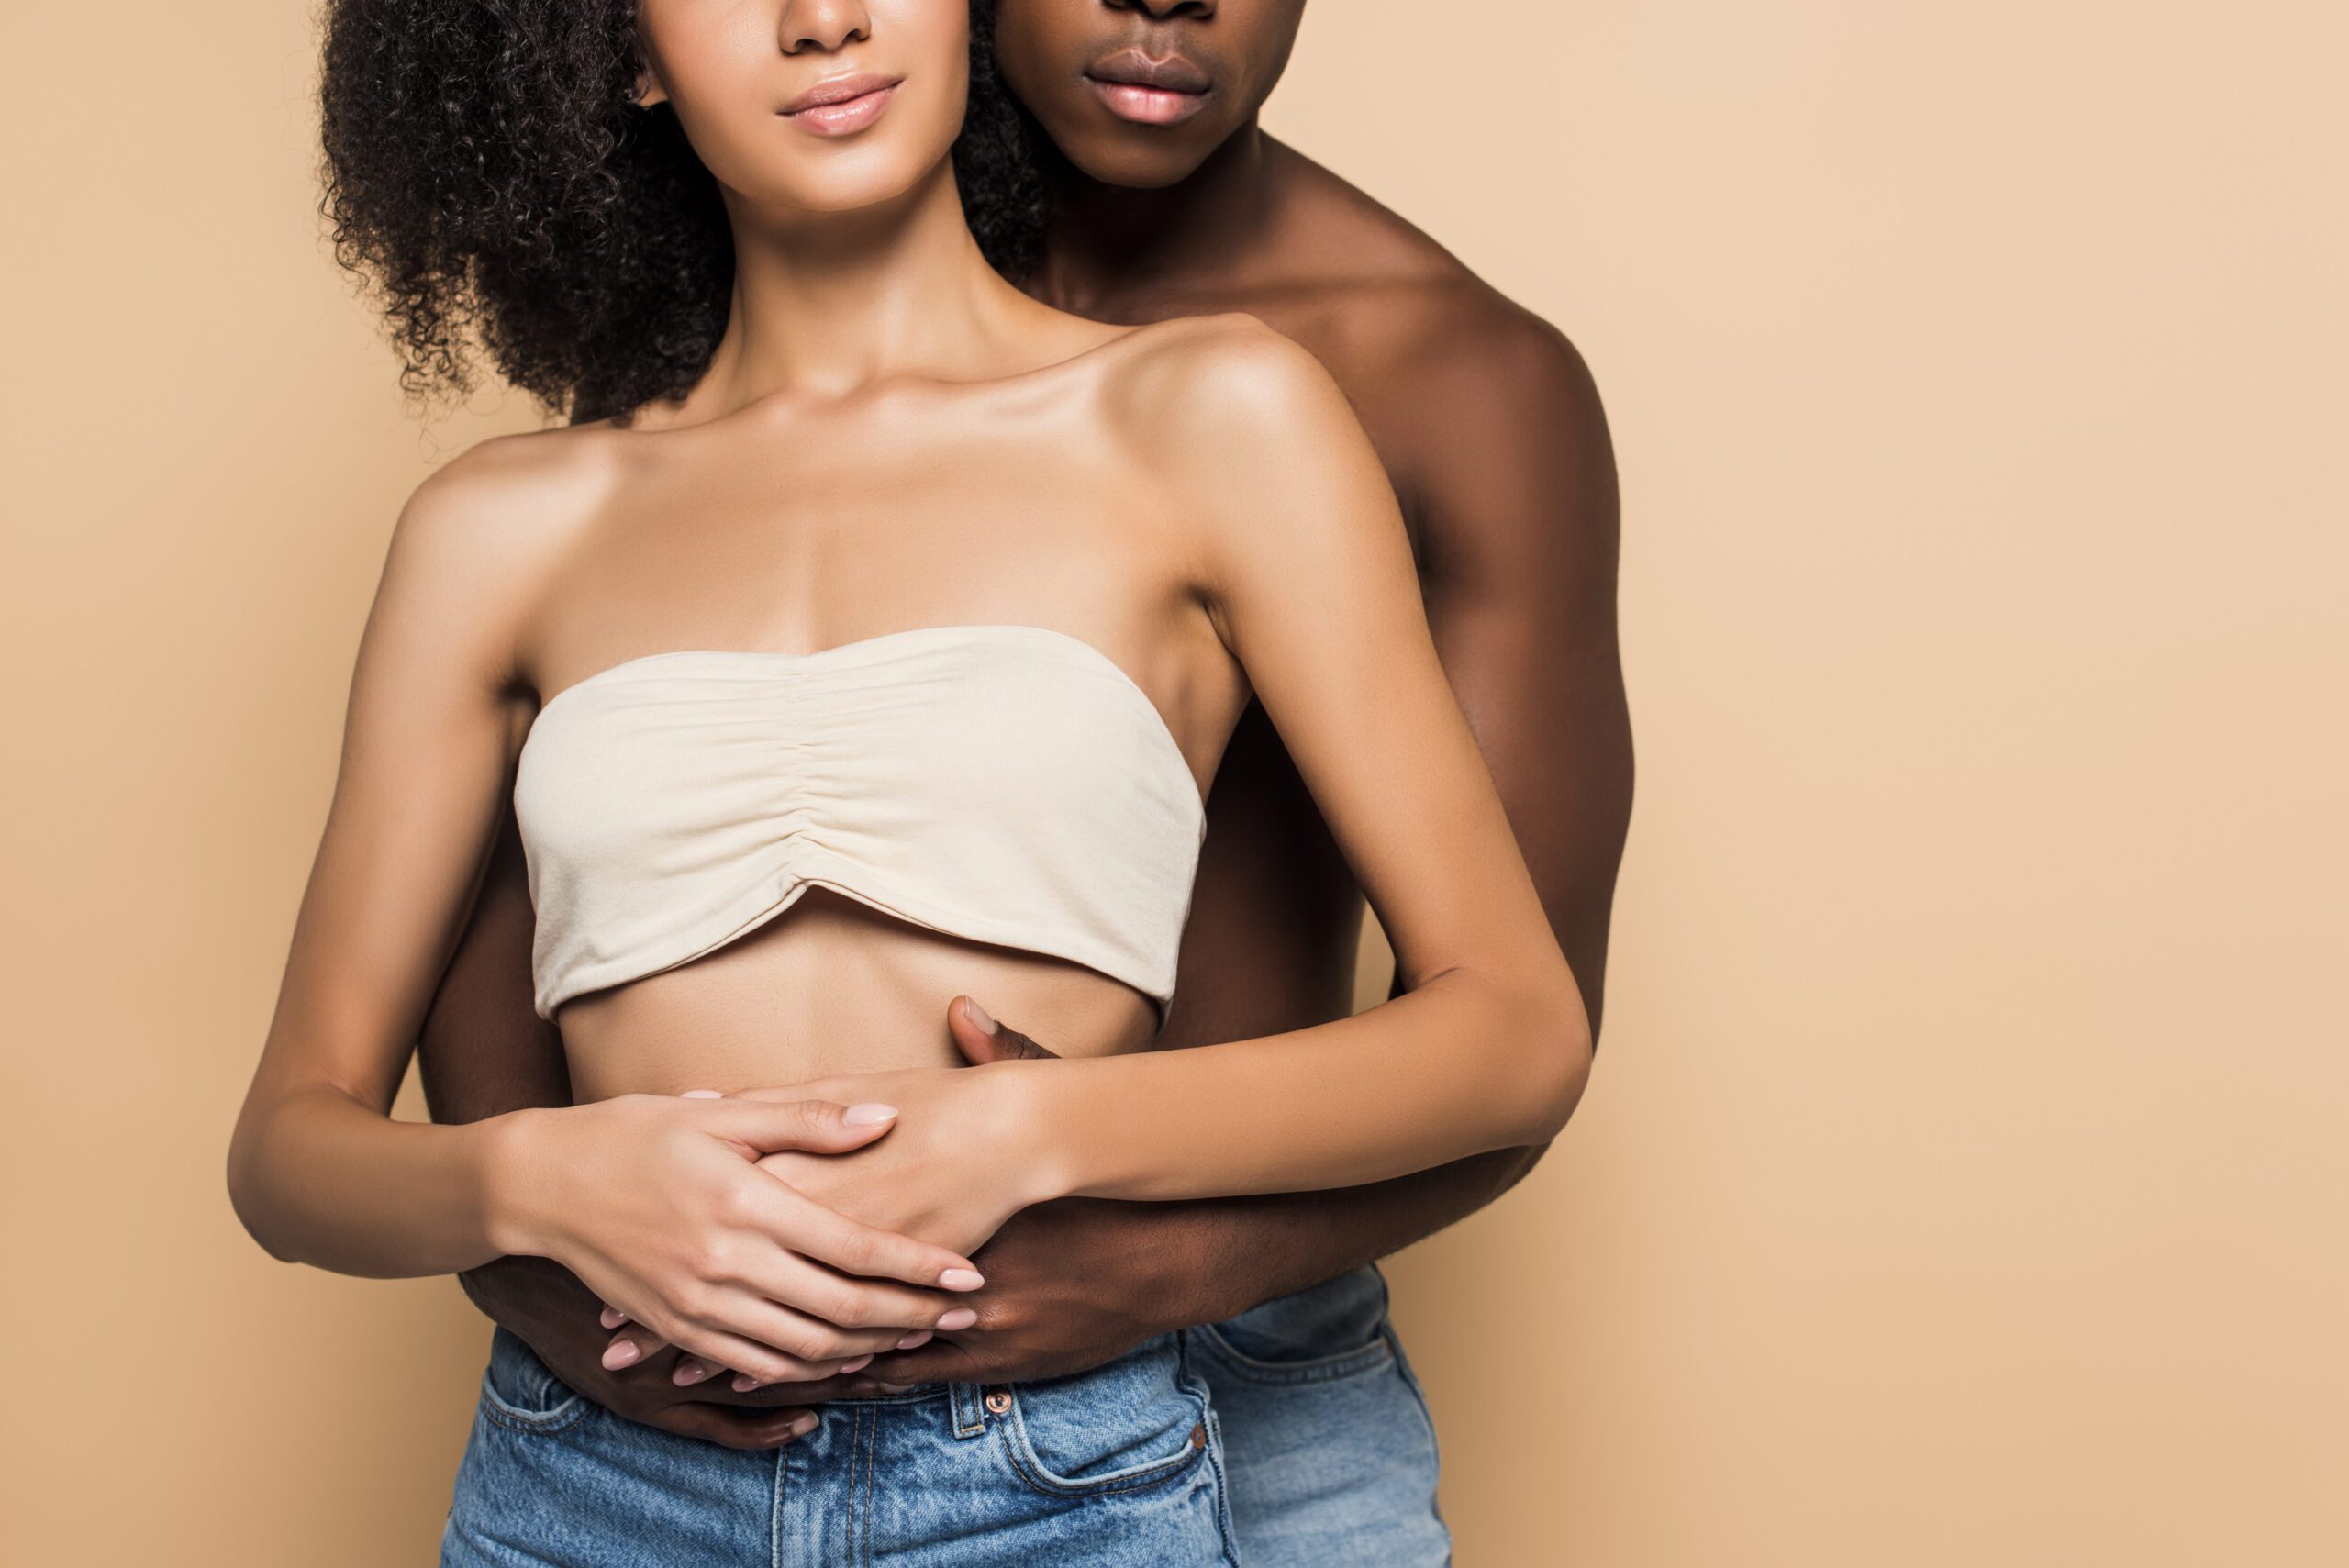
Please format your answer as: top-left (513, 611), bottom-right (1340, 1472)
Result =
top-left (685, 162), bottom-right (1034, 415)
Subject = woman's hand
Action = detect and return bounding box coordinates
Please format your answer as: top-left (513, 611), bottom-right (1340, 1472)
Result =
top-left (599, 997), bottom-right (1066, 1388)
top-left (489, 1093), bottom-right (989, 1387)
top-left (740, 1047), bottom-right (1063, 1260)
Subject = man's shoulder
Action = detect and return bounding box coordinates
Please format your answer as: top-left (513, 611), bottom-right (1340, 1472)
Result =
top-left (1326, 272), bottom-right (1595, 418)
top-left (1261, 149), bottom-right (1603, 456)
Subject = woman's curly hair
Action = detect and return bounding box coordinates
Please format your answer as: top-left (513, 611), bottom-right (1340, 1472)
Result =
top-left (318, 0), bottom-right (1050, 423)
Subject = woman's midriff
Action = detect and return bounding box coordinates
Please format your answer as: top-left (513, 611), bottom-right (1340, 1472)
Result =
top-left (553, 887), bottom-right (1159, 1101)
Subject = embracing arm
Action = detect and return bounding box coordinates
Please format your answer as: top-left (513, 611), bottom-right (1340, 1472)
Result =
top-left (415, 801), bottom-right (575, 1126)
top-left (940, 317), bottom-right (1625, 1330)
top-left (1001, 322), bottom-right (1595, 1203)
top-left (1161, 306), bottom-right (1628, 1287)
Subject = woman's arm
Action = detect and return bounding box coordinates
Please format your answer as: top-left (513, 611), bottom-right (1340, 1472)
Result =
top-left (1007, 318), bottom-right (1595, 1201)
top-left (224, 440), bottom-right (984, 1379)
top-left (227, 444), bottom-right (556, 1274)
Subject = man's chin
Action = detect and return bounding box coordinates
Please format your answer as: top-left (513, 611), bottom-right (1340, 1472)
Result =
top-left (1055, 129), bottom-right (1227, 192)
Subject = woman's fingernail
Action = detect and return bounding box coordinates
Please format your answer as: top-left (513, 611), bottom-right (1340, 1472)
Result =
top-left (842, 1103), bottom-right (898, 1126)
top-left (791, 1413), bottom-right (819, 1436)
top-left (839, 1354), bottom-right (874, 1373)
top-left (732, 1373), bottom-right (763, 1392)
top-left (602, 1340), bottom-right (642, 1370)
top-left (599, 1307), bottom-right (628, 1330)
top-left (936, 1307), bottom-right (978, 1332)
top-left (963, 997), bottom-right (996, 1034)
top-left (680, 1088), bottom-right (724, 1098)
top-left (940, 1268), bottom-right (985, 1291)
top-left (674, 1359), bottom-right (712, 1386)
top-left (896, 1330), bottom-right (933, 1350)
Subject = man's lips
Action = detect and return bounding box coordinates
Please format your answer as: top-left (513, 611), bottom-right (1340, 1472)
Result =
top-left (1085, 48), bottom-right (1211, 94)
top-left (1084, 47), bottom-right (1212, 126)
top-left (779, 72), bottom-right (903, 136)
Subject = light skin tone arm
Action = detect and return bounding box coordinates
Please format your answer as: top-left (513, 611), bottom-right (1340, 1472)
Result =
top-left (729, 320), bottom-right (1595, 1266)
top-left (222, 441), bottom-right (987, 1385)
top-left (1030, 323), bottom-right (1597, 1191)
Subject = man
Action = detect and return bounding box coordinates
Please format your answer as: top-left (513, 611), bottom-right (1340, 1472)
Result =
top-left (421, 1), bottom-right (1628, 1558)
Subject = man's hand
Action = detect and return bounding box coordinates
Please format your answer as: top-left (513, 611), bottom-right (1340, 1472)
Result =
top-left (839, 1193), bottom-right (1224, 1390)
top-left (461, 1255), bottom-right (829, 1450)
top-left (607, 999), bottom-right (1232, 1391)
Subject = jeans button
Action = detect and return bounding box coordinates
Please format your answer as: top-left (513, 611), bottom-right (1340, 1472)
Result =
top-left (983, 1387), bottom-right (1012, 1415)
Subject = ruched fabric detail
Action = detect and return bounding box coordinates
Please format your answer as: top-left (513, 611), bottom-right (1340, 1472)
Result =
top-left (512, 624), bottom-right (1207, 1024)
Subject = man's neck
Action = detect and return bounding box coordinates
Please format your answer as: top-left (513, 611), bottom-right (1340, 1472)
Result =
top-left (1029, 127), bottom-right (1290, 317)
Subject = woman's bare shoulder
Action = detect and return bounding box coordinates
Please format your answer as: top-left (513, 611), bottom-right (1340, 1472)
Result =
top-left (383, 423), bottom-right (624, 587)
top-left (365, 423), bottom-right (629, 683)
top-left (1101, 310), bottom-right (1338, 407)
top-left (1092, 313), bottom-right (1365, 495)
top-left (397, 421), bottom-right (624, 536)
top-left (1094, 312), bottom-right (1378, 507)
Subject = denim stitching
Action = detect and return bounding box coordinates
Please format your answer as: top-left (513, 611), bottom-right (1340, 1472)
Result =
top-left (993, 1419), bottom-right (1212, 1500)
top-left (1182, 1329), bottom-right (1244, 1566)
top-left (1188, 1319), bottom-right (1398, 1385)
top-left (769, 1443), bottom-right (786, 1568)
top-left (992, 1347), bottom-right (1214, 1500)
top-left (1201, 1407), bottom-right (1241, 1566)
top-left (475, 1364), bottom-right (592, 1437)
top-left (1384, 1322), bottom-right (1453, 1557)
top-left (951, 1381), bottom-right (986, 1439)
top-left (1386, 1324), bottom-right (1442, 1463)
top-left (858, 1402), bottom-right (877, 1568)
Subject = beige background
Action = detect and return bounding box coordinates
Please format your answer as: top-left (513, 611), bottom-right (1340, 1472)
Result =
top-left (5, 2), bottom-right (2343, 1562)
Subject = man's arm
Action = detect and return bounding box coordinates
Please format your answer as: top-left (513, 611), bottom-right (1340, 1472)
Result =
top-left (855, 300), bottom-right (1628, 1386)
top-left (411, 799), bottom-right (581, 1388)
top-left (415, 801), bottom-right (572, 1125)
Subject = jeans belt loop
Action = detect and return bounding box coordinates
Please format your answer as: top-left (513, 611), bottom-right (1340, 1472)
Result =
top-left (948, 1380), bottom-right (989, 1440)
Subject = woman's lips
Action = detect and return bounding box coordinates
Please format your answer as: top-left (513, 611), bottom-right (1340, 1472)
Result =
top-left (779, 73), bottom-right (902, 137)
top-left (1084, 49), bottom-right (1211, 127)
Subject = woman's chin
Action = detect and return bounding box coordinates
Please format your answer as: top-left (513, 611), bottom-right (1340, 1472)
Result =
top-left (730, 158), bottom-right (948, 223)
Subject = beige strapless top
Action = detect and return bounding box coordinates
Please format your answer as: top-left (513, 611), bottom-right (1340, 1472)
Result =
top-left (512, 623), bottom-right (1208, 1024)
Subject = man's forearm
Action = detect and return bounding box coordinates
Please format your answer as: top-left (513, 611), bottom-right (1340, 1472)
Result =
top-left (417, 803), bottom-right (574, 1127)
top-left (411, 803), bottom-right (580, 1346)
top-left (1164, 1141), bottom-right (1552, 1326)
top-left (852, 1136), bottom-right (1555, 1390)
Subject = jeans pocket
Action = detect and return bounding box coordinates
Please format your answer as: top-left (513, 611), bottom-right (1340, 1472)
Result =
top-left (1192, 1262), bottom-right (1400, 1385)
top-left (995, 1334), bottom-right (1218, 1498)
top-left (476, 1324), bottom-right (594, 1437)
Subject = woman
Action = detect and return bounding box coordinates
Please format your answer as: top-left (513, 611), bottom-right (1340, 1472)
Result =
top-left (228, 0), bottom-right (1591, 1560)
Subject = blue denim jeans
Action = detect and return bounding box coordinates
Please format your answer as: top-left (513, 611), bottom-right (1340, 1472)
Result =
top-left (440, 1264), bottom-right (1445, 1565)
top-left (1192, 1263), bottom-right (1451, 1565)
